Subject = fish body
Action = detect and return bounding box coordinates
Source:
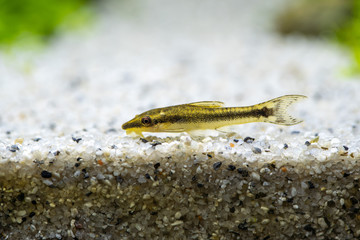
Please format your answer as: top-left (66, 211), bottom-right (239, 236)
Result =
top-left (122, 95), bottom-right (307, 136)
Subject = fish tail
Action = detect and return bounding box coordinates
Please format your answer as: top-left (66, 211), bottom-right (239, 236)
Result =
top-left (256, 95), bottom-right (307, 126)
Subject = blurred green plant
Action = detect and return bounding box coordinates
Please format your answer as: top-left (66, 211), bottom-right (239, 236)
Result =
top-left (336, 0), bottom-right (360, 75)
top-left (275, 0), bottom-right (351, 36)
top-left (0, 0), bottom-right (93, 47)
top-left (275, 0), bottom-right (360, 76)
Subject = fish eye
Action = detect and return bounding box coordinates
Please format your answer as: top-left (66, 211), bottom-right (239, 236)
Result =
top-left (141, 116), bottom-right (152, 125)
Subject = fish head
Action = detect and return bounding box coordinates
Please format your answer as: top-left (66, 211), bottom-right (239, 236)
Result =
top-left (122, 110), bottom-right (164, 135)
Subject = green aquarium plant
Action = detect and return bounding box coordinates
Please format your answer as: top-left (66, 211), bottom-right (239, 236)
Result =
top-left (275, 0), bottom-right (360, 76)
top-left (0, 0), bottom-right (94, 47)
top-left (336, 0), bottom-right (360, 75)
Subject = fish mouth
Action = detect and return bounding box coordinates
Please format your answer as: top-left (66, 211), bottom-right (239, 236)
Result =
top-left (121, 122), bottom-right (128, 130)
top-left (122, 119), bottom-right (137, 130)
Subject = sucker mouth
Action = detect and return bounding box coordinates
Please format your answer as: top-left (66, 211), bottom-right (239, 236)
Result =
top-left (122, 120), bottom-right (136, 130)
top-left (121, 122), bottom-right (129, 130)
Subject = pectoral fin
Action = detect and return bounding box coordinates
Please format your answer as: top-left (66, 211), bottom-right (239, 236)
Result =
top-left (187, 101), bottom-right (224, 108)
top-left (163, 128), bottom-right (186, 132)
top-left (126, 130), bottom-right (144, 137)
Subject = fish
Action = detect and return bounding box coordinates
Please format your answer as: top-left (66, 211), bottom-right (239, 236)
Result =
top-left (122, 95), bottom-right (307, 136)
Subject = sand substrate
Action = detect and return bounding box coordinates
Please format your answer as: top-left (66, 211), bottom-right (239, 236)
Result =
top-left (1, 131), bottom-right (360, 239)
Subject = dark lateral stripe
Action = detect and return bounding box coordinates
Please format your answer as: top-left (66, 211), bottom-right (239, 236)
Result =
top-left (163, 107), bottom-right (274, 124)
top-left (257, 107), bottom-right (274, 118)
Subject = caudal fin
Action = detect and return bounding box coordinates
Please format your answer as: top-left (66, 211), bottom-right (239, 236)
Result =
top-left (258, 95), bottom-right (307, 126)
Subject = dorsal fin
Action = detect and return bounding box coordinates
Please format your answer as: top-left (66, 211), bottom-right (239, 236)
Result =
top-left (187, 101), bottom-right (224, 108)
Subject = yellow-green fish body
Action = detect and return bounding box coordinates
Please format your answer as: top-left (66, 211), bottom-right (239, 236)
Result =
top-left (122, 95), bottom-right (307, 136)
